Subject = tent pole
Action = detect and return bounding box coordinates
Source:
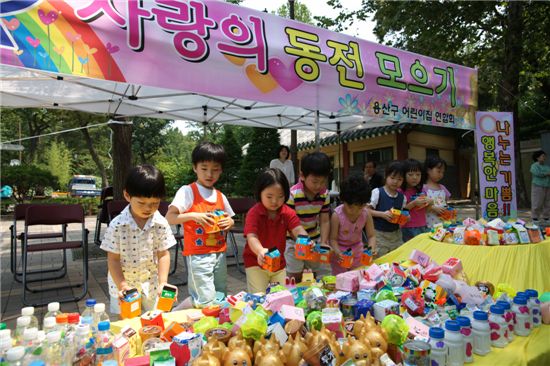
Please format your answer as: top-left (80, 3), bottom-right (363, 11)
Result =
top-left (315, 110), bottom-right (320, 151)
top-left (337, 121), bottom-right (341, 187)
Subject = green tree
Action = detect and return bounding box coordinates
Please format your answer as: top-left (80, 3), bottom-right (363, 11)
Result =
top-left (218, 126), bottom-right (243, 196)
top-left (132, 117), bottom-right (172, 164)
top-left (322, 1), bottom-right (550, 207)
top-left (2, 165), bottom-right (58, 202)
top-left (236, 128), bottom-right (280, 196)
top-left (276, 1), bottom-right (313, 24)
top-left (44, 141), bottom-right (72, 189)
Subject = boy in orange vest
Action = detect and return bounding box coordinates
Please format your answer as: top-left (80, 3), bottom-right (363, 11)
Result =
top-left (167, 142), bottom-right (235, 308)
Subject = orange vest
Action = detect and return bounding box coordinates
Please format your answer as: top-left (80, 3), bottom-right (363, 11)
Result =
top-left (183, 183), bottom-right (226, 256)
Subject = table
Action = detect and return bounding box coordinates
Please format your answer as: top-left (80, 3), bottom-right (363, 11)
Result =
top-left (375, 234), bottom-right (550, 294)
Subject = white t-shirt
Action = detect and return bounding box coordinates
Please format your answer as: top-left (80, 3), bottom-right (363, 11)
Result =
top-left (100, 206), bottom-right (176, 302)
top-left (269, 158), bottom-right (295, 185)
top-left (369, 187), bottom-right (407, 209)
top-left (170, 183), bottom-right (235, 217)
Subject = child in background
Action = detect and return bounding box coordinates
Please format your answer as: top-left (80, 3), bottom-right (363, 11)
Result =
top-left (166, 142), bottom-right (235, 308)
top-left (329, 174), bottom-right (376, 275)
top-left (400, 159), bottom-right (431, 242)
top-left (368, 161), bottom-right (407, 257)
top-left (101, 165), bottom-right (176, 314)
top-left (424, 156), bottom-right (451, 228)
top-left (243, 168), bottom-right (310, 293)
top-left (285, 152), bottom-right (332, 282)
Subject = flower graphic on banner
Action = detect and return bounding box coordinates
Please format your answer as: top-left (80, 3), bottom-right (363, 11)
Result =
top-left (338, 94), bottom-right (360, 116)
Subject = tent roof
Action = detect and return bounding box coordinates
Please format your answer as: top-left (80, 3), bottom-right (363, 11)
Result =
top-left (1, 64), bottom-right (393, 133)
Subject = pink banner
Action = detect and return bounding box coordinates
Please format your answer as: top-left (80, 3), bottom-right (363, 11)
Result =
top-left (1, 0), bottom-right (477, 129)
top-left (476, 111), bottom-right (517, 219)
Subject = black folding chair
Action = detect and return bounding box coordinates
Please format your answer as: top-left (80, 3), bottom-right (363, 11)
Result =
top-left (94, 186), bottom-right (113, 246)
top-left (22, 204), bottom-right (88, 306)
top-left (226, 197), bottom-right (256, 274)
top-left (107, 200), bottom-right (129, 222)
top-left (10, 204), bottom-right (65, 282)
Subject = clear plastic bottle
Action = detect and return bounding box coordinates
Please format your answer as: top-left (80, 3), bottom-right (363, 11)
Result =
top-left (428, 327), bottom-right (447, 366)
top-left (55, 313), bottom-right (68, 338)
top-left (0, 329), bottom-right (13, 361)
top-left (43, 303), bottom-right (61, 329)
top-left (93, 304), bottom-right (110, 336)
top-left (15, 316), bottom-right (31, 344)
top-left (20, 308), bottom-right (38, 330)
top-left (95, 321), bottom-right (114, 364)
top-left (20, 327), bottom-right (38, 352)
top-left (445, 320), bottom-right (464, 366)
top-left (496, 300), bottom-right (514, 342)
top-left (80, 299), bottom-right (96, 326)
top-left (456, 316), bottom-right (473, 363)
top-left (43, 331), bottom-right (64, 366)
top-left (72, 324), bottom-right (95, 366)
top-left (6, 346), bottom-right (25, 365)
top-left (525, 289), bottom-right (541, 328)
top-left (471, 310), bottom-right (491, 356)
top-left (22, 330), bottom-right (45, 366)
top-left (63, 313), bottom-right (80, 361)
top-left (42, 317), bottom-right (57, 335)
top-left (489, 305), bottom-right (507, 348)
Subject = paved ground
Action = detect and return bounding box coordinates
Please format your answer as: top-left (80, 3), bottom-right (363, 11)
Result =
top-left (0, 204), bottom-right (535, 330)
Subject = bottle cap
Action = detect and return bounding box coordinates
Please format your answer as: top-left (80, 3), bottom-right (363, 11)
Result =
top-left (496, 301), bottom-right (511, 310)
top-left (456, 316), bottom-right (471, 327)
top-left (46, 330), bottom-right (61, 342)
top-left (23, 327), bottom-right (38, 341)
top-left (43, 316), bottom-right (56, 329)
top-left (21, 307), bottom-right (35, 316)
top-left (16, 316), bottom-right (31, 327)
top-left (445, 320), bottom-right (460, 332)
top-left (0, 322), bottom-right (6, 330)
top-left (94, 303), bottom-right (106, 313)
top-left (0, 329), bottom-right (11, 339)
top-left (513, 296), bottom-right (527, 305)
top-left (56, 313), bottom-right (68, 324)
top-left (429, 327), bottom-right (444, 339)
top-left (98, 321), bottom-right (110, 331)
top-left (6, 346), bottom-right (25, 361)
top-left (473, 311), bottom-right (488, 321)
top-left (47, 302), bottom-right (60, 312)
top-left (67, 313), bottom-right (80, 324)
top-left (490, 305), bottom-right (505, 315)
top-left (526, 289), bottom-right (538, 299)
top-left (85, 299), bottom-right (97, 307)
top-left (76, 324), bottom-right (90, 335)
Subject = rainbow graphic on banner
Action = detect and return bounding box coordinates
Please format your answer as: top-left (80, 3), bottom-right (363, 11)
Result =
top-left (1, 0), bottom-right (124, 81)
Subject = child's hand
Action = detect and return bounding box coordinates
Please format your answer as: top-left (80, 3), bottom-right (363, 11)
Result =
top-left (193, 212), bottom-right (215, 226)
top-left (431, 206), bottom-right (446, 215)
top-left (369, 246), bottom-right (378, 257)
top-left (382, 210), bottom-right (394, 222)
top-left (332, 247), bottom-right (343, 261)
top-left (217, 215), bottom-right (234, 230)
top-left (118, 284), bottom-right (133, 300)
top-left (415, 196), bottom-right (429, 207)
top-left (257, 247), bottom-right (269, 267)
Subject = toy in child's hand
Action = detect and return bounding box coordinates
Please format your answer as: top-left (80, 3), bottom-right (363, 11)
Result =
top-left (338, 248), bottom-right (354, 268)
top-left (295, 235), bottom-right (314, 260)
top-left (261, 248), bottom-right (281, 272)
top-left (156, 284), bottom-right (177, 312)
top-left (203, 209), bottom-right (226, 233)
top-left (361, 248), bottom-right (373, 266)
top-left (389, 208), bottom-right (410, 226)
top-left (439, 206), bottom-right (457, 221)
top-left (120, 288), bottom-right (141, 319)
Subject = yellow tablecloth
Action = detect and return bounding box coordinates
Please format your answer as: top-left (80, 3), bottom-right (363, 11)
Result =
top-left (376, 234), bottom-right (550, 294)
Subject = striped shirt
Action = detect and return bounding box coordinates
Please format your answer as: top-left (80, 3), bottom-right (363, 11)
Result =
top-left (287, 180), bottom-right (330, 240)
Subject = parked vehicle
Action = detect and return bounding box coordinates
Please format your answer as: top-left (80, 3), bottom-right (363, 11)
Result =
top-left (68, 175), bottom-right (101, 197)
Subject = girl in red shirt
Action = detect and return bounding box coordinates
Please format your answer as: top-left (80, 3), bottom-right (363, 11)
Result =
top-left (243, 168), bottom-right (309, 293)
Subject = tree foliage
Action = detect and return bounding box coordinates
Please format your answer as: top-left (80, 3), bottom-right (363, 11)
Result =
top-left (43, 141), bottom-right (73, 189)
top-left (218, 126), bottom-right (243, 196)
top-left (236, 128), bottom-right (280, 196)
top-left (132, 117), bottom-right (172, 164)
top-left (2, 165), bottom-right (58, 202)
top-left (276, 1), bottom-right (314, 25)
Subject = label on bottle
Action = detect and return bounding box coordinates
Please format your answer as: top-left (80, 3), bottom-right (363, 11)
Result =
top-left (96, 346), bottom-right (113, 355)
